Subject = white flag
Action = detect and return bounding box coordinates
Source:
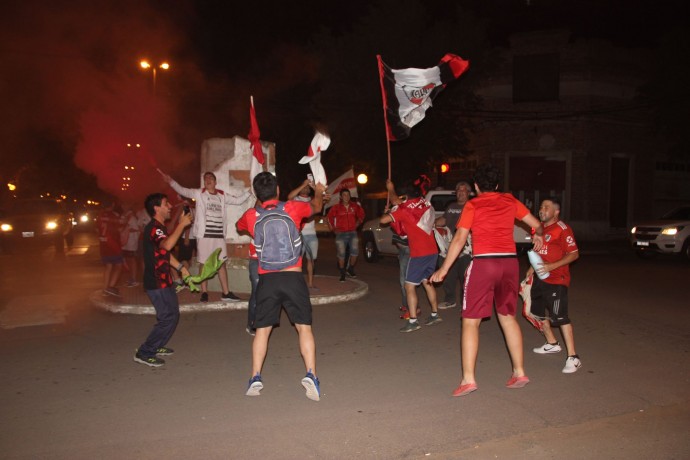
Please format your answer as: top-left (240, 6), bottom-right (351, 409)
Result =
top-left (324, 169), bottom-right (358, 209)
top-left (298, 132), bottom-right (330, 186)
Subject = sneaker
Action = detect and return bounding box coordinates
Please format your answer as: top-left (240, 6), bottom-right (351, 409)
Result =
top-left (221, 291), bottom-right (241, 302)
top-left (301, 371), bottom-right (321, 401)
top-left (533, 342), bottom-right (562, 354)
top-left (246, 373), bottom-right (263, 396)
top-left (200, 292), bottom-right (209, 303)
top-left (126, 280), bottom-right (140, 288)
top-left (133, 351), bottom-right (165, 367)
top-left (246, 327), bottom-right (256, 337)
top-left (346, 267), bottom-right (357, 278)
top-left (562, 356), bottom-right (582, 374)
top-left (104, 287), bottom-right (121, 297)
top-left (506, 375), bottom-right (530, 389)
top-left (399, 320), bottom-right (421, 333)
top-left (424, 314), bottom-right (443, 326)
top-left (339, 271), bottom-right (346, 282)
top-left (438, 301), bottom-right (457, 310)
top-left (155, 347), bottom-right (174, 355)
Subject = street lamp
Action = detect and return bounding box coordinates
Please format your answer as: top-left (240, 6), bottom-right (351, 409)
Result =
top-left (139, 60), bottom-right (170, 95)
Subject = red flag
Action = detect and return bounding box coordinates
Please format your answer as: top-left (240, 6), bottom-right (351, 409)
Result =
top-left (377, 54), bottom-right (470, 141)
top-left (248, 97), bottom-right (264, 164)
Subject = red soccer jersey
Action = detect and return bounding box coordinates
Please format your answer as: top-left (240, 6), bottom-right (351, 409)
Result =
top-left (390, 197), bottom-right (437, 257)
top-left (97, 209), bottom-right (122, 257)
top-left (457, 192), bottom-right (530, 256)
top-left (236, 199), bottom-right (312, 274)
top-left (536, 220), bottom-right (578, 286)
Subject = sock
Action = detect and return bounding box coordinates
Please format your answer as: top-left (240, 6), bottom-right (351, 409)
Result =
top-left (409, 318), bottom-right (418, 323)
top-left (431, 312), bottom-right (438, 317)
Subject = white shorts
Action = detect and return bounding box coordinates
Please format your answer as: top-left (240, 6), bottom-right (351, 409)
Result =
top-left (196, 238), bottom-right (228, 264)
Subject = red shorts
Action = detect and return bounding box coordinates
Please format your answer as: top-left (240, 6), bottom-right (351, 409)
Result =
top-left (462, 256), bottom-right (519, 319)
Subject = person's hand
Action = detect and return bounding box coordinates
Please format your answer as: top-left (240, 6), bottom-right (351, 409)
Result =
top-left (385, 179), bottom-right (395, 192)
top-left (179, 210), bottom-right (193, 227)
top-left (180, 266), bottom-right (190, 278)
top-left (532, 234), bottom-right (544, 252)
top-left (430, 268), bottom-right (447, 283)
top-left (314, 182), bottom-right (327, 196)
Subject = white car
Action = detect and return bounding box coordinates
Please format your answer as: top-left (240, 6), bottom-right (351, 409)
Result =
top-left (630, 206), bottom-right (690, 260)
top-left (361, 190), bottom-right (533, 262)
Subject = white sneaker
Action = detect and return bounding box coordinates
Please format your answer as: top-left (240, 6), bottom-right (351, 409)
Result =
top-left (562, 356), bottom-right (582, 373)
top-left (438, 301), bottom-right (457, 310)
top-left (533, 342), bottom-right (562, 354)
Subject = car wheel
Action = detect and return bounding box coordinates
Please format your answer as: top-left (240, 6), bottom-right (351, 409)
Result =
top-left (363, 234), bottom-right (379, 263)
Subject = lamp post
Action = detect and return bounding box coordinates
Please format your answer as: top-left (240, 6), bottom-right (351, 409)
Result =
top-left (139, 60), bottom-right (170, 95)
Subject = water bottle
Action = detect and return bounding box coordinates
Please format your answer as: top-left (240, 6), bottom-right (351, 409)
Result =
top-left (527, 250), bottom-right (550, 280)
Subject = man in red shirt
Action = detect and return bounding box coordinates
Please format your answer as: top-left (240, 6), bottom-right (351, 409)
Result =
top-left (98, 200), bottom-right (124, 297)
top-left (431, 164), bottom-right (544, 397)
top-left (527, 198), bottom-right (581, 373)
top-left (327, 189), bottom-right (365, 281)
top-left (381, 179), bottom-right (441, 332)
top-left (236, 172), bottom-right (326, 401)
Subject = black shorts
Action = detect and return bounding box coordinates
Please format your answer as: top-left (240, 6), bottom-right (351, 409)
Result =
top-left (531, 277), bottom-right (570, 326)
top-left (255, 271), bottom-right (312, 328)
top-left (177, 239), bottom-right (196, 262)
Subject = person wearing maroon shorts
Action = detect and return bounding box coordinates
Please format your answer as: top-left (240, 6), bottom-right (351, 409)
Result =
top-left (431, 164), bottom-right (544, 397)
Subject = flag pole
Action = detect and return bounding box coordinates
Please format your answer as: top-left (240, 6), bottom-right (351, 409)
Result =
top-left (376, 55), bottom-right (393, 182)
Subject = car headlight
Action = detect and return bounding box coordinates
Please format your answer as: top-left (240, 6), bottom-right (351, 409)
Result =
top-left (80, 214), bottom-right (89, 223)
top-left (45, 220), bottom-right (59, 231)
top-left (661, 227), bottom-right (679, 236)
top-left (630, 226), bottom-right (637, 234)
top-left (1, 223), bottom-right (12, 232)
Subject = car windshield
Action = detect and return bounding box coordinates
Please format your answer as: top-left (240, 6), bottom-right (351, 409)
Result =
top-left (661, 207), bottom-right (690, 220)
top-left (9, 200), bottom-right (61, 215)
top-left (429, 195), bottom-right (456, 213)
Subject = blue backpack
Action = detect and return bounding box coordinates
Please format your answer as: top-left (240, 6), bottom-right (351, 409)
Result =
top-left (254, 202), bottom-right (303, 271)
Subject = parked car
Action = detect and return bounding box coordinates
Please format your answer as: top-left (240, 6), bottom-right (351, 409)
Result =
top-left (0, 198), bottom-right (75, 254)
top-left (630, 206), bottom-right (690, 260)
top-left (361, 190), bottom-right (533, 262)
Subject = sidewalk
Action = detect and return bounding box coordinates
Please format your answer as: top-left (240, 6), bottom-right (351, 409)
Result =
top-left (91, 274), bottom-right (368, 314)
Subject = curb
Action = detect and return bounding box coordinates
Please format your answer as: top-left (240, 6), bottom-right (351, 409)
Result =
top-left (91, 277), bottom-right (369, 315)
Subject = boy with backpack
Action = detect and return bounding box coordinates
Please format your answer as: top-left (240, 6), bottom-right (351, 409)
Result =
top-left (236, 172), bottom-right (326, 401)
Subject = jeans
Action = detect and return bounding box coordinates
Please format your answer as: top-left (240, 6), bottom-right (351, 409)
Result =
top-left (441, 253), bottom-right (472, 305)
top-left (139, 287), bottom-right (180, 357)
top-left (247, 258), bottom-right (259, 330)
top-left (335, 231), bottom-right (359, 259)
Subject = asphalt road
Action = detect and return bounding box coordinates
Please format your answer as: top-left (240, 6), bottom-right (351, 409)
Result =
top-left (0, 232), bottom-right (688, 459)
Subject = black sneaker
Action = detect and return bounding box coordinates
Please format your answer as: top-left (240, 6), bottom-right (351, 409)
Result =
top-left (155, 347), bottom-right (174, 355)
top-left (221, 291), bottom-right (241, 302)
top-left (346, 267), bottom-right (357, 278)
top-left (339, 271), bottom-right (346, 282)
top-left (200, 292), bottom-right (209, 303)
top-left (133, 351), bottom-right (165, 367)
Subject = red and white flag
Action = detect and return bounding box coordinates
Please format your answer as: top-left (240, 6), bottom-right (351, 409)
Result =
top-left (298, 131), bottom-right (330, 186)
top-left (248, 96), bottom-right (265, 191)
top-left (377, 53), bottom-right (469, 141)
top-left (324, 168), bottom-right (358, 209)
top-left (248, 96), bottom-right (264, 165)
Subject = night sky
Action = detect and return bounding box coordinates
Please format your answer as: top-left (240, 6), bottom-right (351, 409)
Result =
top-left (0, 0), bottom-right (683, 203)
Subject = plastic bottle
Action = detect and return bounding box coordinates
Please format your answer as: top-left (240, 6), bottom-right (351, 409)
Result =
top-left (527, 250), bottom-right (550, 280)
